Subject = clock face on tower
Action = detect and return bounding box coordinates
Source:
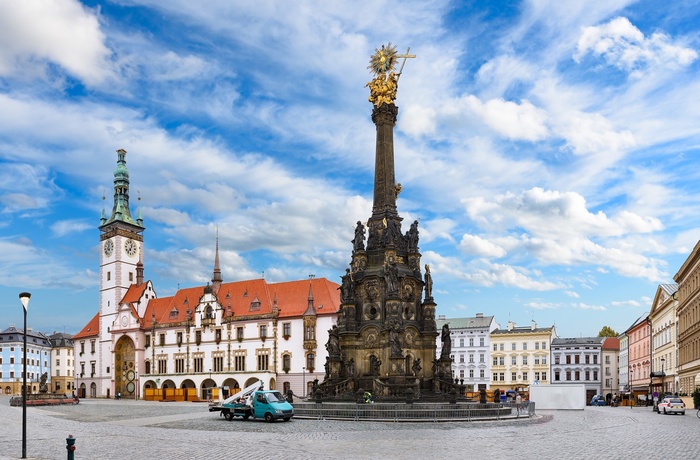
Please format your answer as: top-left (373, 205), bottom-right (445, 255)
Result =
top-left (104, 239), bottom-right (114, 257)
top-left (124, 239), bottom-right (137, 257)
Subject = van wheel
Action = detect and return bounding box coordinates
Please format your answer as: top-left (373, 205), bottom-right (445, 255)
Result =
top-left (264, 413), bottom-right (274, 422)
top-left (224, 411), bottom-right (233, 421)
top-left (243, 414), bottom-right (250, 420)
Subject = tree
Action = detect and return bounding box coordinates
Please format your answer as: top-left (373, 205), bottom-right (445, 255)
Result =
top-left (598, 326), bottom-right (619, 337)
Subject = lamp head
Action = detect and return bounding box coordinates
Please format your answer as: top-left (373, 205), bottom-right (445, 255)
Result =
top-left (19, 292), bottom-right (31, 311)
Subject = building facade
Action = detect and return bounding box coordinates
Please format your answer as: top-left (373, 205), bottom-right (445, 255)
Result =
top-left (551, 337), bottom-right (604, 403)
top-left (73, 150), bottom-right (340, 399)
top-left (0, 326), bottom-right (52, 395)
top-left (436, 314), bottom-right (499, 390)
top-left (673, 241), bottom-right (700, 395)
top-left (48, 332), bottom-right (75, 395)
top-left (618, 333), bottom-right (629, 394)
top-left (490, 321), bottom-right (556, 392)
top-left (602, 337), bottom-right (620, 399)
top-left (648, 284), bottom-right (678, 394)
top-left (627, 312), bottom-right (651, 402)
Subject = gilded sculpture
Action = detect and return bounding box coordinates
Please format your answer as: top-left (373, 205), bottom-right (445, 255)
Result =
top-left (366, 43), bottom-right (415, 107)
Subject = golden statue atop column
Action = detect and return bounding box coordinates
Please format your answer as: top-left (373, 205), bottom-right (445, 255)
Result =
top-left (366, 43), bottom-right (415, 107)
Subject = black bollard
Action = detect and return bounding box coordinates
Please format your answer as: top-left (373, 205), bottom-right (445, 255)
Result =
top-left (405, 387), bottom-right (414, 405)
top-left (66, 435), bottom-right (76, 460)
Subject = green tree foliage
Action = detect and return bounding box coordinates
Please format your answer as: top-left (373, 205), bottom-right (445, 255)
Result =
top-left (598, 326), bottom-right (619, 337)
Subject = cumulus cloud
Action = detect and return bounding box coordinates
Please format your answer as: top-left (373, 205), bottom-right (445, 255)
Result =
top-left (459, 234), bottom-right (507, 258)
top-left (51, 220), bottom-right (93, 238)
top-left (574, 17), bottom-right (698, 74)
top-left (572, 302), bottom-right (606, 311)
top-left (611, 299), bottom-right (642, 307)
top-left (0, 0), bottom-right (112, 85)
top-left (524, 301), bottom-right (560, 310)
top-left (462, 187), bottom-right (667, 281)
top-left (460, 95), bottom-right (550, 141)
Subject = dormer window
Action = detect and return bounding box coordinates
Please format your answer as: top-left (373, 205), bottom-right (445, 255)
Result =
top-left (205, 305), bottom-right (214, 319)
top-left (249, 297), bottom-right (261, 312)
top-left (169, 308), bottom-right (179, 319)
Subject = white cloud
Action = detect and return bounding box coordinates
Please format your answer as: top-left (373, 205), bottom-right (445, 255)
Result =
top-left (51, 220), bottom-right (92, 238)
top-left (564, 291), bottom-right (580, 298)
top-left (575, 17), bottom-right (698, 74)
top-left (611, 299), bottom-right (642, 307)
top-left (0, 0), bottom-right (112, 85)
top-left (572, 302), bottom-right (606, 311)
top-left (525, 301), bottom-right (560, 310)
top-left (459, 234), bottom-right (507, 258)
top-left (458, 95), bottom-right (549, 141)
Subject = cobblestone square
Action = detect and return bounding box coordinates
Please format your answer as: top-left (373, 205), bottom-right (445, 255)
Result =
top-left (1, 396), bottom-right (698, 460)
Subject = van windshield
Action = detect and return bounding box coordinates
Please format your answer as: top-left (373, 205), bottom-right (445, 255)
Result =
top-left (266, 391), bottom-right (286, 403)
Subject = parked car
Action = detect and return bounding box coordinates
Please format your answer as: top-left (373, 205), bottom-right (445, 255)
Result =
top-left (590, 395), bottom-right (605, 406)
top-left (657, 397), bottom-right (685, 415)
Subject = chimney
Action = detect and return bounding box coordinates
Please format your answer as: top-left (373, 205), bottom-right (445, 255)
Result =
top-left (531, 320), bottom-right (537, 330)
top-left (507, 321), bottom-right (515, 331)
top-left (476, 313), bottom-right (483, 318)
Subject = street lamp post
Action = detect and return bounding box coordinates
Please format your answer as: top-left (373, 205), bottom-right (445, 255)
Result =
top-left (135, 371), bottom-right (139, 400)
top-left (19, 292), bottom-right (31, 459)
top-left (302, 367), bottom-right (306, 397)
top-left (660, 358), bottom-right (665, 395)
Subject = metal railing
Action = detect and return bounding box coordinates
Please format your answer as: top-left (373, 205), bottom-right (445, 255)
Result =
top-left (293, 401), bottom-right (535, 422)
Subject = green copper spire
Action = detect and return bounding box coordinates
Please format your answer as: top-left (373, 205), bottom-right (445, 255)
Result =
top-left (102, 149), bottom-right (144, 228)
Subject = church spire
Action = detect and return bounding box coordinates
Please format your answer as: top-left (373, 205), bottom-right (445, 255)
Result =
top-left (211, 227), bottom-right (222, 293)
top-left (101, 149), bottom-right (144, 229)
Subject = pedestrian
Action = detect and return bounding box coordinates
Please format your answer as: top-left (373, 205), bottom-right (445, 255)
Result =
top-left (515, 392), bottom-right (522, 415)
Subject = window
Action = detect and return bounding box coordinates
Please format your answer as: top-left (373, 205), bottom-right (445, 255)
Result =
top-left (499, 356), bottom-right (504, 365)
top-left (512, 343), bottom-right (516, 351)
top-left (460, 354), bottom-right (465, 363)
top-left (305, 325), bottom-right (315, 341)
top-left (585, 371), bottom-right (590, 381)
top-left (468, 338), bottom-right (473, 347)
top-left (175, 358), bottom-right (184, 373)
top-left (260, 325), bottom-right (267, 339)
top-left (213, 356), bottom-right (223, 372)
top-left (194, 357), bottom-right (203, 373)
top-left (499, 372), bottom-right (505, 381)
top-left (306, 353), bottom-right (315, 371)
top-left (493, 357), bottom-right (498, 365)
top-left (575, 355), bottom-right (580, 364)
top-left (511, 372), bottom-right (517, 381)
top-left (493, 373), bottom-right (498, 382)
top-left (235, 354), bottom-right (246, 372)
top-left (129, 272), bottom-right (133, 282)
top-left (158, 359), bottom-right (167, 374)
top-left (522, 372), bottom-right (528, 381)
top-left (605, 355), bottom-right (610, 364)
top-left (542, 372), bottom-right (547, 381)
top-left (493, 344), bottom-right (497, 351)
top-left (522, 356), bottom-right (528, 365)
top-left (237, 327), bottom-right (244, 340)
top-left (145, 335), bottom-right (150, 348)
top-left (145, 361), bottom-right (151, 374)
top-left (480, 353), bottom-right (485, 363)
top-left (90, 340), bottom-right (96, 353)
top-left (566, 355), bottom-right (571, 364)
top-left (593, 355), bottom-right (598, 364)
top-left (554, 355), bottom-right (560, 365)
top-left (460, 370), bottom-right (465, 379)
top-left (283, 354), bottom-right (291, 370)
top-left (177, 332), bottom-right (183, 347)
top-left (593, 371), bottom-right (598, 380)
top-left (107, 271), bottom-right (111, 281)
top-left (585, 355), bottom-right (590, 364)
top-left (535, 356), bottom-right (540, 365)
top-left (283, 323), bottom-right (291, 337)
top-left (461, 338), bottom-right (465, 347)
top-left (542, 356), bottom-right (547, 365)
top-left (512, 356), bottom-right (517, 365)
top-left (195, 331), bottom-right (201, 344)
top-left (480, 338), bottom-right (484, 347)
top-left (56, 359), bottom-right (60, 366)
top-left (535, 372), bottom-right (540, 381)
top-left (159, 334), bottom-right (166, 346)
top-left (523, 342), bottom-right (527, 350)
top-left (575, 371), bottom-right (580, 381)
top-left (479, 369), bottom-right (485, 378)
top-left (500, 343), bottom-right (504, 351)
top-left (535, 342), bottom-right (540, 350)
top-left (566, 371), bottom-right (571, 381)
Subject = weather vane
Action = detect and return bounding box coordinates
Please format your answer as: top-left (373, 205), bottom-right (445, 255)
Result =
top-left (366, 43), bottom-right (415, 107)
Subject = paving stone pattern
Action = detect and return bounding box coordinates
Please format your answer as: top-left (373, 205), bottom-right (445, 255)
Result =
top-left (1, 396), bottom-right (698, 459)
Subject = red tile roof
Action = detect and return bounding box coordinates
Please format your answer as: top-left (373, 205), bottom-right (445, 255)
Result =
top-left (76, 277), bottom-right (341, 333)
top-left (72, 312), bottom-right (99, 339)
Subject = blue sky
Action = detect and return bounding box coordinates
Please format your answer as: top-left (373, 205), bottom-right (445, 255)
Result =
top-left (1, 0), bottom-right (699, 338)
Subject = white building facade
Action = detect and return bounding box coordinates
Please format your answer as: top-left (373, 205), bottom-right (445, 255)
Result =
top-left (551, 337), bottom-right (604, 403)
top-left (436, 314), bottom-right (499, 390)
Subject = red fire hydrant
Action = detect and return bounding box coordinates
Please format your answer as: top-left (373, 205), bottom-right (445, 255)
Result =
top-left (66, 435), bottom-right (76, 460)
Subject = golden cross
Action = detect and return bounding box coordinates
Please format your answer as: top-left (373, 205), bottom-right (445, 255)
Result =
top-left (396, 47), bottom-right (416, 81)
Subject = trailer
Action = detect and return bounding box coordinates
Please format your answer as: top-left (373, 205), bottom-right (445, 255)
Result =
top-left (208, 380), bottom-right (294, 422)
